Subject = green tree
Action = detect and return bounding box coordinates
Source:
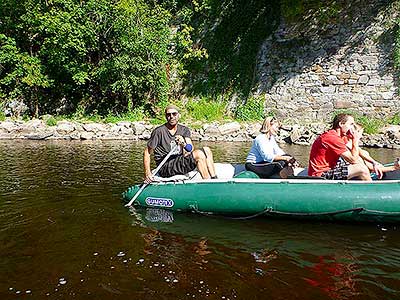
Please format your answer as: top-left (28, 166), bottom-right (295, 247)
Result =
top-left (0, 34), bottom-right (50, 116)
top-left (0, 0), bottom-right (172, 117)
top-left (93, 0), bottom-right (171, 114)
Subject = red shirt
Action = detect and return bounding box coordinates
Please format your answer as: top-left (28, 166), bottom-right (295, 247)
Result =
top-left (308, 129), bottom-right (348, 176)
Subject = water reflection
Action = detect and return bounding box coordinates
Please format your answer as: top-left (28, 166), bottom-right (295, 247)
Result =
top-left (135, 206), bottom-right (400, 299)
top-left (303, 254), bottom-right (358, 299)
top-left (1, 140), bottom-right (400, 299)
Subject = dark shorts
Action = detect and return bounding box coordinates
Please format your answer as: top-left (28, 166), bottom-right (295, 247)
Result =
top-left (245, 161), bottom-right (286, 179)
top-left (321, 157), bottom-right (349, 180)
top-left (157, 154), bottom-right (197, 178)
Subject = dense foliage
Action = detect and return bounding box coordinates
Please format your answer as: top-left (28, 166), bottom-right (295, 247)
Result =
top-left (171, 0), bottom-right (280, 102)
top-left (0, 0), bottom-right (397, 121)
top-left (0, 0), bottom-right (171, 116)
top-left (0, 0), bottom-right (285, 118)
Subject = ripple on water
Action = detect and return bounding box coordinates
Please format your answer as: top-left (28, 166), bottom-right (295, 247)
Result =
top-left (2, 140), bottom-right (400, 299)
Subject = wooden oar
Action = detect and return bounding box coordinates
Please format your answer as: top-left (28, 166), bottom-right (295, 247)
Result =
top-left (125, 143), bottom-right (178, 207)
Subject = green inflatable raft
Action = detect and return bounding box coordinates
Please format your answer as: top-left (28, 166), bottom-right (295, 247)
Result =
top-left (122, 164), bottom-right (400, 223)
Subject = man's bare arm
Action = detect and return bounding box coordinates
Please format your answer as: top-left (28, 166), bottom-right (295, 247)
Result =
top-left (143, 146), bottom-right (154, 183)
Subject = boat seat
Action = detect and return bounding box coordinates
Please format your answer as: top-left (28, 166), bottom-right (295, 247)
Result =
top-left (234, 171), bottom-right (260, 178)
top-left (152, 170), bottom-right (201, 182)
top-left (151, 165), bottom-right (319, 181)
top-left (215, 163), bottom-right (246, 179)
top-left (152, 163), bottom-right (246, 181)
top-left (295, 168), bottom-right (308, 176)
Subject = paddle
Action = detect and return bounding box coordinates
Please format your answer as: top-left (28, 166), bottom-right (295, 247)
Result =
top-left (125, 143), bottom-right (179, 207)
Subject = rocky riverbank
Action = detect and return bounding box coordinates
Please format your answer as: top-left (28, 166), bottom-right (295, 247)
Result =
top-left (1, 119), bottom-right (400, 149)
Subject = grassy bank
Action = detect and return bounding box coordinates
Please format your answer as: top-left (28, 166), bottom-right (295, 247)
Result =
top-left (13, 97), bottom-right (266, 127)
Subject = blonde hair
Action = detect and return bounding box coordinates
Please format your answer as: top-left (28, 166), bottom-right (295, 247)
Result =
top-left (260, 116), bottom-right (279, 134)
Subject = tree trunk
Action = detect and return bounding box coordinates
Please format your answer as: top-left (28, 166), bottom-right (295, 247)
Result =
top-left (33, 87), bottom-right (39, 118)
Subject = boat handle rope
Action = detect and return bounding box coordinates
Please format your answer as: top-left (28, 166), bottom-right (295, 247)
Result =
top-left (272, 208), bottom-right (400, 217)
top-left (190, 207), bottom-right (368, 220)
top-left (191, 206), bottom-right (400, 219)
top-left (190, 206), bottom-right (273, 220)
top-left (361, 209), bottom-right (400, 216)
top-left (264, 207), bottom-right (364, 216)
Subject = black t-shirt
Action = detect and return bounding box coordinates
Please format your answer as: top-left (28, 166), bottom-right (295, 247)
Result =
top-left (147, 124), bottom-right (191, 165)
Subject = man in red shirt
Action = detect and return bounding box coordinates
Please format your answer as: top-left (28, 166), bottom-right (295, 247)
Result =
top-left (308, 114), bottom-right (371, 180)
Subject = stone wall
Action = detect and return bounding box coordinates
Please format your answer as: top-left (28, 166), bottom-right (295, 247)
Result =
top-left (255, 0), bottom-right (399, 122)
top-left (1, 119), bottom-right (399, 149)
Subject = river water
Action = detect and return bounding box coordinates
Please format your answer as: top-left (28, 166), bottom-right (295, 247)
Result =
top-left (1, 140), bottom-right (400, 300)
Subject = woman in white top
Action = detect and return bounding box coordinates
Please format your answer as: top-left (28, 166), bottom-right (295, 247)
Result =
top-left (245, 116), bottom-right (294, 178)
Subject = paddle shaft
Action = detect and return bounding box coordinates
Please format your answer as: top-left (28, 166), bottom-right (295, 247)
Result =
top-left (125, 143), bottom-right (178, 207)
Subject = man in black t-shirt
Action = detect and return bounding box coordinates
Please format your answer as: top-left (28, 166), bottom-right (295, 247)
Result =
top-left (143, 104), bottom-right (217, 181)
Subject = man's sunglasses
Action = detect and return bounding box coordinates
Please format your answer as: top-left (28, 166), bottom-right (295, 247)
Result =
top-left (166, 112), bottom-right (178, 117)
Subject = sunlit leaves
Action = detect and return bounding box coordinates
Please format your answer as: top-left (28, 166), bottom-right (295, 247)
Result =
top-left (0, 0), bottom-right (172, 116)
top-left (0, 34), bottom-right (50, 106)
